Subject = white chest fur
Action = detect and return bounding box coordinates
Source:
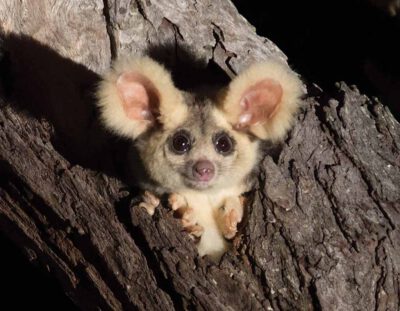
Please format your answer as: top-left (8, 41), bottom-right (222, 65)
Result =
top-left (179, 185), bottom-right (245, 260)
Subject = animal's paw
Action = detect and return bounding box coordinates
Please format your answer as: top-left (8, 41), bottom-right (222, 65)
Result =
top-left (181, 208), bottom-right (204, 238)
top-left (138, 191), bottom-right (160, 215)
top-left (222, 209), bottom-right (240, 239)
top-left (220, 196), bottom-right (244, 239)
top-left (168, 193), bottom-right (188, 211)
top-left (168, 193), bottom-right (204, 238)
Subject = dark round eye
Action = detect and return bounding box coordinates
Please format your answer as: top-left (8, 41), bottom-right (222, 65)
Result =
top-left (170, 130), bottom-right (191, 155)
top-left (214, 132), bottom-right (234, 155)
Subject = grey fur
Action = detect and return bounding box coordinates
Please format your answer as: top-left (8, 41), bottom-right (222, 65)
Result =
top-left (127, 91), bottom-right (261, 196)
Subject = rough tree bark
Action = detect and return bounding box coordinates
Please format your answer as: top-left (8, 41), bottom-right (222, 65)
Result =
top-left (0, 1), bottom-right (399, 310)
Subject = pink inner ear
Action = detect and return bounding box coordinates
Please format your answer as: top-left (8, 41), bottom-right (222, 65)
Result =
top-left (116, 72), bottom-right (156, 121)
top-left (236, 78), bottom-right (283, 128)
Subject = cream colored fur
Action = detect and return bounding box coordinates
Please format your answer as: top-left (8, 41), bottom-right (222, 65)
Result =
top-left (222, 60), bottom-right (303, 141)
top-left (97, 56), bottom-right (303, 261)
top-left (179, 185), bottom-right (246, 260)
top-left (97, 57), bottom-right (188, 139)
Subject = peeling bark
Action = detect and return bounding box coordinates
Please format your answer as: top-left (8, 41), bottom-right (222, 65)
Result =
top-left (0, 1), bottom-right (399, 310)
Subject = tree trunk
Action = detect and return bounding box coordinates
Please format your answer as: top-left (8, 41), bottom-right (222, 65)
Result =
top-left (1, 1), bottom-right (399, 310)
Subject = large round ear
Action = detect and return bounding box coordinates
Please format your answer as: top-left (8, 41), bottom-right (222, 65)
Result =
top-left (221, 60), bottom-right (303, 141)
top-left (97, 57), bottom-right (188, 139)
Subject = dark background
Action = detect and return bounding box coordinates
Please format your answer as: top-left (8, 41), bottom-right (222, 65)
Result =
top-left (233, 0), bottom-right (400, 118)
top-left (0, 234), bottom-right (77, 310)
top-left (1, 0), bottom-right (399, 309)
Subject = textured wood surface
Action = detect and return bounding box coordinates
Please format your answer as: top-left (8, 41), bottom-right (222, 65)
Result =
top-left (0, 0), bottom-right (110, 72)
top-left (1, 1), bottom-right (400, 310)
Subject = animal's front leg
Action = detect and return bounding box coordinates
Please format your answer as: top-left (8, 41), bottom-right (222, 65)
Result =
top-left (138, 191), bottom-right (160, 215)
top-left (168, 193), bottom-right (204, 238)
top-left (218, 196), bottom-right (245, 239)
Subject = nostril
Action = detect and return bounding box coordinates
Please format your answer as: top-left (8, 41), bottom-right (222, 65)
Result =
top-left (197, 167), bottom-right (211, 175)
top-left (193, 160), bottom-right (215, 181)
top-left (194, 161), bottom-right (214, 175)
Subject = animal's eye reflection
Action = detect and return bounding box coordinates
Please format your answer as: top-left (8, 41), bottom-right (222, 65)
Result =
top-left (213, 132), bottom-right (234, 155)
top-left (170, 130), bottom-right (192, 155)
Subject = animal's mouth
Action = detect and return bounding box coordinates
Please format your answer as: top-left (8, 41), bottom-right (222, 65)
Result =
top-left (184, 177), bottom-right (214, 190)
top-left (193, 170), bottom-right (214, 182)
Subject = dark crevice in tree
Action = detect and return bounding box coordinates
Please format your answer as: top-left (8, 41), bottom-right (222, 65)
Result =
top-left (0, 232), bottom-right (79, 311)
top-left (308, 280), bottom-right (322, 311)
top-left (103, 0), bottom-right (118, 60)
top-left (115, 194), bottom-right (184, 310)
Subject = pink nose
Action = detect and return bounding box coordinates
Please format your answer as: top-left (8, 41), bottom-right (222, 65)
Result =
top-left (193, 160), bottom-right (215, 182)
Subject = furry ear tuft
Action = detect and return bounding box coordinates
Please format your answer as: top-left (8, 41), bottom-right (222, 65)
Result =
top-left (221, 60), bottom-right (303, 141)
top-left (97, 57), bottom-right (187, 139)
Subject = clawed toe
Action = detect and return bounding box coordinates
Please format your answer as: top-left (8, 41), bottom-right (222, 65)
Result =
top-left (180, 207), bottom-right (204, 238)
top-left (220, 196), bottom-right (244, 239)
top-left (184, 224), bottom-right (204, 238)
top-left (168, 193), bottom-right (188, 211)
top-left (139, 191), bottom-right (160, 215)
top-left (222, 209), bottom-right (239, 239)
top-left (168, 194), bottom-right (204, 239)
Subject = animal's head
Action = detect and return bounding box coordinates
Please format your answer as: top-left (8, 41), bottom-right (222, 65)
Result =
top-left (97, 57), bottom-right (302, 192)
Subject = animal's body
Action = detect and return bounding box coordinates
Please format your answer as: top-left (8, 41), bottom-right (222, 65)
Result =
top-left (97, 57), bottom-right (302, 260)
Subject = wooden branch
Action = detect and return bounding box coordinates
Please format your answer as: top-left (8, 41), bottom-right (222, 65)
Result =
top-left (1, 1), bottom-right (400, 310)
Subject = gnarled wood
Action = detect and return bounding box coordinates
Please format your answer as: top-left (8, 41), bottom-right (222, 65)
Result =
top-left (1, 1), bottom-right (399, 310)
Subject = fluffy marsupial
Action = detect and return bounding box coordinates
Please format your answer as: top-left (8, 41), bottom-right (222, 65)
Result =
top-left (97, 56), bottom-right (303, 260)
